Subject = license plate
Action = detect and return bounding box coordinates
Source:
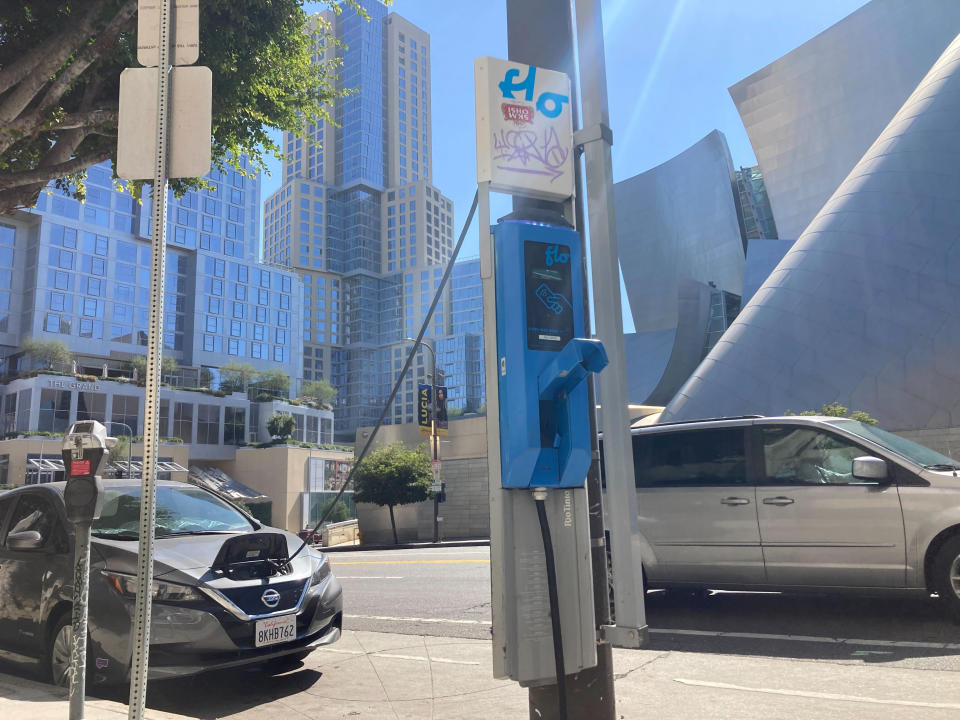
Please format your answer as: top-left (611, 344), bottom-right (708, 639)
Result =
top-left (254, 614), bottom-right (297, 648)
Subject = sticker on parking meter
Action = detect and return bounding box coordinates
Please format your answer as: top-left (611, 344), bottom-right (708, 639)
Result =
top-left (71, 459), bottom-right (92, 476)
top-left (524, 240), bottom-right (573, 351)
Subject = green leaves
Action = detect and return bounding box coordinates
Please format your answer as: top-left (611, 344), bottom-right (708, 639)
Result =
top-left (353, 443), bottom-right (432, 510)
top-left (0, 0), bottom-right (383, 211)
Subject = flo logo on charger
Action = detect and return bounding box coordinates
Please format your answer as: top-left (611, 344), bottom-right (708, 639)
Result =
top-left (498, 65), bottom-right (570, 120)
top-left (545, 244), bottom-right (569, 267)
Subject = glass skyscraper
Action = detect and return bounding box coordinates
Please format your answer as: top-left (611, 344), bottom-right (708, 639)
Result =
top-left (263, 2), bottom-right (469, 438)
top-left (2, 158), bottom-right (302, 385)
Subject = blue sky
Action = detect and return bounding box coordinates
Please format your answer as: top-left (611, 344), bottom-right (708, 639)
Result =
top-left (263, 0), bottom-right (869, 329)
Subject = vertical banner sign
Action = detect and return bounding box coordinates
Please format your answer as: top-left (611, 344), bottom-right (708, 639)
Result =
top-left (435, 385), bottom-right (449, 436)
top-left (475, 57), bottom-right (574, 200)
top-left (418, 384), bottom-right (432, 436)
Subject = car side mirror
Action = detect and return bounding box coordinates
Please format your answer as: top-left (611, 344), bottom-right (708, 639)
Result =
top-left (7, 530), bottom-right (44, 550)
top-left (852, 456), bottom-right (888, 481)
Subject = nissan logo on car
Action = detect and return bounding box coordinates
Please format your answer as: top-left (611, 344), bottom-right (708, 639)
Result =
top-left (261, 589), bottom-right (281, 608)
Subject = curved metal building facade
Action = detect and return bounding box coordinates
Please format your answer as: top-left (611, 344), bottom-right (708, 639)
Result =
top-left (729, 0), bottom-right (960, 241)
top-left (663, 32), bottom-right (960, 432)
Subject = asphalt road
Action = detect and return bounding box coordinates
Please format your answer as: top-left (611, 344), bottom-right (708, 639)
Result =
top-left (6, 545), bottom-right (960, 719)
top-left (332, 545), bottom-right (960, 671)
top-left (330, 546), bottom-right (493, 639)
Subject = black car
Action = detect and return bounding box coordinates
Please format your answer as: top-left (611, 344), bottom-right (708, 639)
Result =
top-left (0, 480), bottom-right (342, 685)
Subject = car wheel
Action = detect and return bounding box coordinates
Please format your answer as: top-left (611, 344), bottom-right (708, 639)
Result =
top-left (45, 613), bottom-right (73, 687)
top-left (933, 536), bottom-right (960, 618)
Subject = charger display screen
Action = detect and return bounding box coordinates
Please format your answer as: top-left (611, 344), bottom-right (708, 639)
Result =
top-left (524, 240), bottom-right (574, 351)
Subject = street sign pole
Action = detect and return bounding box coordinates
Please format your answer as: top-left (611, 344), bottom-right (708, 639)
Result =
top-left (128, 0), bottom-right (171, 717)
top-left (118, 1), bottom-right (208, 715)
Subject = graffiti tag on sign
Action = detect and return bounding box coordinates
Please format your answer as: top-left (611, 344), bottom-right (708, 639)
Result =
top-left (475, 58), bottom-right (574, 200)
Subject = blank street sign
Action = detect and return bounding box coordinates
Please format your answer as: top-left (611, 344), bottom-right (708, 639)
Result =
top-left (117, 66), bottom-right (212, 180)
top-left (137, 0), bottom-right (200, 67)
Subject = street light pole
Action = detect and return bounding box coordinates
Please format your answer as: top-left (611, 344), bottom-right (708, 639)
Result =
top-left (406, 337), bottom-right (440, 543)
top-left (110, 421), bottom-right (135, 479)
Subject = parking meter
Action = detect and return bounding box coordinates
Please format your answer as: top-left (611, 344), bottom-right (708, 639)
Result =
top-left (61, 420), bottom-right (113, 523)
top-left (60, 419), bottom-right (114, 720)
top-left (493, 219), bottom-right (608, 489)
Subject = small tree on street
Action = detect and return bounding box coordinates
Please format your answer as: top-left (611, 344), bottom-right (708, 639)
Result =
top-left (266, 412), bottom-right (296, 442)
top-left (352, 443), bottom-right (431, 545)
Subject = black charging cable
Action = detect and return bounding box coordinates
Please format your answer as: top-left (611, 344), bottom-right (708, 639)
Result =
top-left (533, 488), bottom-right (568, 719)
top-left (287, 191), bottom-right (479, 564)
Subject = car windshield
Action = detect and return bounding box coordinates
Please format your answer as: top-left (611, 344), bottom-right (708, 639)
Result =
top-left (827, 420), bottom-right (960, 469)
top-left (92, 484), bottom-right (254, 538)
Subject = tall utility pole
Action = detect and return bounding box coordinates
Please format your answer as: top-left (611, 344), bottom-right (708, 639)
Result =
top-left (117, 2), bottom-right (210, 717)
top-left (408, 337), bottom-right (440, 542)
top-left (502, 1), bottom-right (647, 717)
top-left (503, 2), bottom-right (616, 718)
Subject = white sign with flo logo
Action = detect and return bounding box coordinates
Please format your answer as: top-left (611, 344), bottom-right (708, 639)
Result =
top-left (474, 57), bottom-right (574, 201)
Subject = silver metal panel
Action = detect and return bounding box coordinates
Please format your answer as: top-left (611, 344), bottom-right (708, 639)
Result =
top-left (614, 130), bottom-right (744, 334)
top-left (481, 182), bottom-right (597, 684)
top-left (729, 0), bottom-right (960, 239)
top-left (664, 32), bottom-right (960, 433)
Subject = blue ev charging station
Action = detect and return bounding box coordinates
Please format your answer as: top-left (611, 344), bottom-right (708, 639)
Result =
top-left (475, 56), bottom-right (619, 694)
top-left (493, 220), bottom-right (607, 490)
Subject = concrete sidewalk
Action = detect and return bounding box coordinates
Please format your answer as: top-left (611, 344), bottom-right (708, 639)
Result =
top-left (6, 629), bottom-right (960, 719)
top-left (0, 671), bottom-right (190, 720)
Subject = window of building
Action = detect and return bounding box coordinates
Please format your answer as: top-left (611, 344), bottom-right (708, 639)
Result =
top-left (38, 389), bottom-right (71, 433)
top-left (173, 402), bottom-right (193, 443)
top-left (76, 392), bottom-right (106, 424)
top-left (224, 407), bottom-right (245, 445)
top-left (111, 395), bottom-right (140, 436)
top-left (197, 404), bottom-right (220, 444)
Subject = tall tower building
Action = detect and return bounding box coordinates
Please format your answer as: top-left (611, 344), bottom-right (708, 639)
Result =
top-left (264, 2), bottom-right (457, 438)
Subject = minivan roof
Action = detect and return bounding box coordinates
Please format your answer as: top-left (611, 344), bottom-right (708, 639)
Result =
top-left (630, 415), bottom-right (851, 434)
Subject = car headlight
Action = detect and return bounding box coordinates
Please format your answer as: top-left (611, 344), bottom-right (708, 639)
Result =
top-left (310, 552), bottom-right (330, 585)
top-left (102, 571), bottom-right (205, 603)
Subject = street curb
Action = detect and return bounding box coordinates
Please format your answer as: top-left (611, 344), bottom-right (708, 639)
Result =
top-left (319, 538), bottom-right (490, 553)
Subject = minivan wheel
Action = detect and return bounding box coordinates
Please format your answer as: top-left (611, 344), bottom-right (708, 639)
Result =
top-left (932, 536), bottom-right (960, 618)
top-left (46, 613), bottom-right (73, 687)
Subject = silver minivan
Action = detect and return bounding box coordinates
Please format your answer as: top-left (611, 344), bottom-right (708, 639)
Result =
top-left (632, 416), bottom-right (960, 613)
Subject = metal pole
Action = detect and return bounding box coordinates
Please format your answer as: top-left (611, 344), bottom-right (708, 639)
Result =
top-left (429, 341), bottom-right (439, 544)
top-left (129, 0), bottom-right (171, 716)
top-left (407, 337), bottom-right (440, 543)
top-left (572, 0), bottom-right (647, 645)
top-left (68, 519), bottom-right (92, 720)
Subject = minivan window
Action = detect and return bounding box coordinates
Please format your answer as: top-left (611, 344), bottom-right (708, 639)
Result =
top-left (761, 426), bottom-right (873, 485)
top-left (827, 419), bottom-right (960, 469)
top-left (633, 428), bottom-right (746, 488)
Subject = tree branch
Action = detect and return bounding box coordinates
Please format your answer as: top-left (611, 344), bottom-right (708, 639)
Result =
top-left (0, 184), bottom-right (48, 215)
top-left (53, 108), bottom-right (119, 132)
top-left (0, 0), bottom-right (134, 126)
top-left (0, 150), bottom-right (110, 191)
top-left (37, 1), bottom-right (138, 115)
top-left (0, 0), bottom-right (112, 96)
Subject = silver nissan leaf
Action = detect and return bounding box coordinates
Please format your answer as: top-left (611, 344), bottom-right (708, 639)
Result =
top-left (0, 479), bottom-right (342, 685)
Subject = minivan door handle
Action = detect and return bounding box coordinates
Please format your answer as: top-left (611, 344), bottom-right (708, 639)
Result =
top-left (721, 497), bottom-right (751, 506)
top-left (762, 496), bottom-right (795, 506)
